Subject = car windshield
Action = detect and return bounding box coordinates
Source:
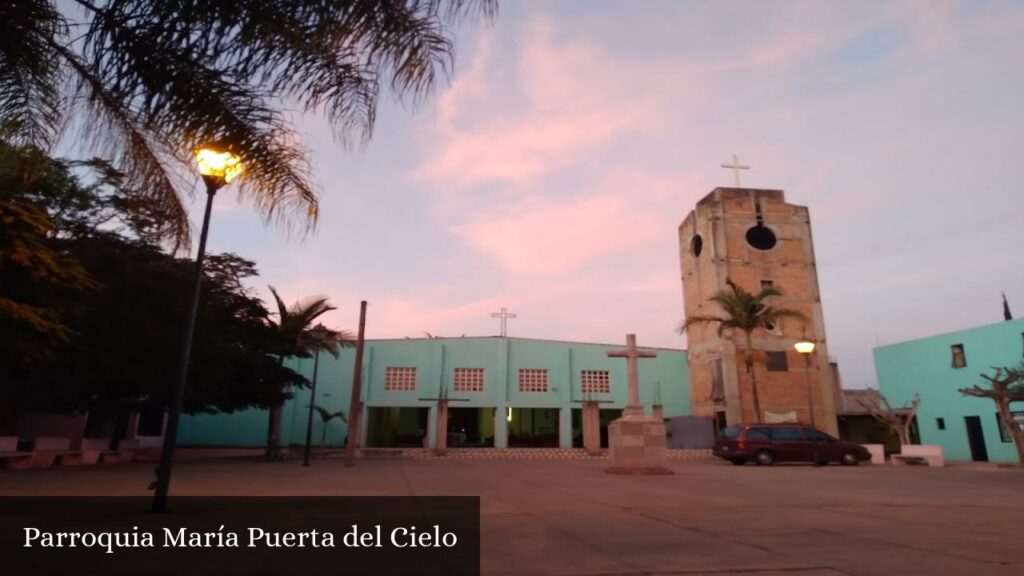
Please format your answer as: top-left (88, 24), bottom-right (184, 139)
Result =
top-left (719, 425), bottom-right (740, 439)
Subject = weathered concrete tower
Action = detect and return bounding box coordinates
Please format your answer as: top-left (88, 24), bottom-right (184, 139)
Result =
top-left (679, 187), bottom-right (838, 435)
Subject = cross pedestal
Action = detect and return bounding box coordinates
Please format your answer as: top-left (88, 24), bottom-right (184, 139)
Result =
top-left (605, 334), bottom-right (672, 475)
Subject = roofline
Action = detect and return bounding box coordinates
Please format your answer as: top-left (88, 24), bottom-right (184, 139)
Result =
top-left (874, 317), bottom-right (1024, 350)
top-left (362, 335), bottom-right (686, 353)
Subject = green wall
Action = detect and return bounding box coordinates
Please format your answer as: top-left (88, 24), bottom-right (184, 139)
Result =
top-left (874, 318), bottom-right (1024, 463)
top-left (179, 336), bottom-right (692, 449)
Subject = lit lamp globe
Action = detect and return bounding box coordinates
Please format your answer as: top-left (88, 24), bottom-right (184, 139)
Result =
top-left (195, 148), bottom-right (243, 191)
top-left (794, 340), bottom-right (816, 355)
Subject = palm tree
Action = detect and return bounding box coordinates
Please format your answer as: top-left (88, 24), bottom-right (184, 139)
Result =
top-left (679, 279), bottom-right (807, 423)
top-left (266, 286), bottom-right (353, 461)
top-left (0, 1), bottom-right (495, 250)
top-left (310, 404), bottom-right (348, 447)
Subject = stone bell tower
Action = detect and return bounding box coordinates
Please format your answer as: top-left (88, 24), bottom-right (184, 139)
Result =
top-left (679, 187), bottom-right (838, 435)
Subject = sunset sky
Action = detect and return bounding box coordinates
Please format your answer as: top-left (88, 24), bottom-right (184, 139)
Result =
top-left (187, 1), bottom-right (1023, 389)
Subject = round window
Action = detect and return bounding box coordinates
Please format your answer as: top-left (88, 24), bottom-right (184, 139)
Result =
top-left (745, 225), bottom-right (776, 250)
top-left (691, 234), bottom-right (703, 257)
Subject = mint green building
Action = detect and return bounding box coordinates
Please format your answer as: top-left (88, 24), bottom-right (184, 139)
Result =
top-left (179, 336), bottom-right (691, 450)
top-left (874, 318), bottom-right (1024, 463)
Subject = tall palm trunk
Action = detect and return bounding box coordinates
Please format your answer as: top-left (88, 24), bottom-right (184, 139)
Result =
top-left (265, 355), bottom-right (285, 461)
top-left (744, 331), bottom-right (763, 423)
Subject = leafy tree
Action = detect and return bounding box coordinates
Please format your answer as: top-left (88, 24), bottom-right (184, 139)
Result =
top-left (679, 279), bottom-right (808, 423)
top-left (311, 404), bottom-right (347, 447)
top-left (1, 0), bottom-right (495, 248)
top-left (0, 141), bottom-right (307, 435)
top-left (265, 287), bottom-right (354, 460)
top-left (0, 144), bottom-right (96, 390)
top-left (960, 366), bottom-right (1024, 466)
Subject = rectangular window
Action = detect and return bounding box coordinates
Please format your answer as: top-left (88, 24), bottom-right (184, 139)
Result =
top-left (936, 417), bottom-right (946, 431)
top-left (951, 344), bottom-right (966, 368)
top-left (996, 411), bottom-right (1024, 443)
top-left (518, 369), bottom-right (548, 393)
top-left (769, 427), bottom-right (803, 441)
top-left (384, 367), bottom-right (417, 391)
top-left (453, 368), bottom-right (484, 392)
top-left (580, 370), bottom-right (611, 394)
top-left (766, 351), bottom-right (789, 372)
top-left (760, 279), bottom-right (774, 290)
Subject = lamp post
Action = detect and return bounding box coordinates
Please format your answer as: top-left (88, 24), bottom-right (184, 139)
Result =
top-left (794, 340), bottom-right (819, 467)
top-left (303, 323), bottom-right (330, 467)
top-left (151, 147), bottom-right (242, 512)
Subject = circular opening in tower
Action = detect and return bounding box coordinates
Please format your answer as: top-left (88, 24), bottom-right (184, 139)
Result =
top-left (691, 234), bottom-right (703, 257)
top-left (745, 225), bottom-right (777, 250)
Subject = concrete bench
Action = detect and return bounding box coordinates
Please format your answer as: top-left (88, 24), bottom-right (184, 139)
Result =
top-left (861, 443), bottom-right (886, 465)
top-left (104, 439), bottom-right (141, 464)
top-left (30, 437), bottom-right (82, 468)
top-left (0, 436), bottom-right (34, 470)
top-left (891, 455), bottom-right (928, 466)
top-left (896, 444), bottom-right (944, 467)
top-left (60, 438), bottom-right (120, 466)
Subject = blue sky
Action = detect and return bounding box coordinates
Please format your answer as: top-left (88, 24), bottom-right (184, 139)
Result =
top-left (183, 0), bottom-right (1024, 389)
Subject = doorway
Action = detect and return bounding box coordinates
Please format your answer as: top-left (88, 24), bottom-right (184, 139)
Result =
top-left (447, 407), bottom-right (495, 447)
top-left (507, 408), bottom-right (559, 447)
top-left (366, 407), bottom-right (428, 447)
top-left (964, 415), bottom-right (989, 462)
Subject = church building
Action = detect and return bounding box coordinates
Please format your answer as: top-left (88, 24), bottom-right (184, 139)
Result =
top-left (179, 337), bottom-right (690, 450)
top-left (179, 184), bottom-right (840, 450)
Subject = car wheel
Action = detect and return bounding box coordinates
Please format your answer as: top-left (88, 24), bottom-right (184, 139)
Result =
top-left (840, 451), bottom-right (860, 466)
top-left (727, 458), bottom-right (747, 466)
top-left (754, 450), bottom-right (774, 466)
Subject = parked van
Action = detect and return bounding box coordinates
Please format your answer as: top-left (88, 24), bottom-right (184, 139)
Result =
top-left (713, 424), bottom-right (871, 466)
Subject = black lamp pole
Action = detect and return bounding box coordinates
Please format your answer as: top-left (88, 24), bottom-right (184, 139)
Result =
top-left (303, 324), bottom-right (328, 467)
top-left (152, 175), bottom-right (223, 512)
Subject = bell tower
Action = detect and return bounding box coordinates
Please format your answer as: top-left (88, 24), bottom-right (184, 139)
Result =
top-left (679, 187), bottom-right (838, 435)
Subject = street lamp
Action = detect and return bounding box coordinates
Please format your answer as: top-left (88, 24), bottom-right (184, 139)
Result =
top-left (303, 323), bottom-right (330, 467)
top-left (794, 340), bottom-right (820, 467)
top-left (151, 146), bottom-right (242, 512)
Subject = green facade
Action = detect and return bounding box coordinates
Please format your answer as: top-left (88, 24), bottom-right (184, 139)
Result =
top-left (874, 318), bottom-right (1024, 463)
top-left (178, 336), bottom-right (691, 449)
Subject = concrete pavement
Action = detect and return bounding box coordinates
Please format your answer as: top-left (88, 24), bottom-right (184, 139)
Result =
top-left (2, 457), bottom-right (1022, 575)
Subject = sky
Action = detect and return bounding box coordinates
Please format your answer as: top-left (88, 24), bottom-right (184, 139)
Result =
top-left (186, 0), bottom-right (1024, 390)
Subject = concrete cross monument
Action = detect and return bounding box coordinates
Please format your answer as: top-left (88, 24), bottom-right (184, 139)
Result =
top-left (605, 334), bottom-right (673, 475)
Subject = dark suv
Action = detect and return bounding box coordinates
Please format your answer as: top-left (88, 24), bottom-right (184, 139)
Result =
top-left (713, 424), bottom-right (871, 466)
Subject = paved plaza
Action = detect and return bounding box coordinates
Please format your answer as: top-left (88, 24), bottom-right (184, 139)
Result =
top-left (2, 458), bottom-right (1023, 575)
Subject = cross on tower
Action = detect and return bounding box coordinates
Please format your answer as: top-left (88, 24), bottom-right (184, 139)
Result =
top-left (490, 307), bottom-right (517, 337)
top-left (720, 153), bottom-right (750, 188)
top-left (607, 333), bottom-right (657, 418)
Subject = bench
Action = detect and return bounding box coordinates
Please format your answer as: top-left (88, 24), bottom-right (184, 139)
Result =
top-left (60, 438), bottom-right (122, 466)
top-left (0, 436), bottom-right (34, 470)
top-left (30, 437), bottom-right (82, 468)
top-left (891, 454), bottom-right (928, 466)
top-left (895, 444), bottom-right (944, 467)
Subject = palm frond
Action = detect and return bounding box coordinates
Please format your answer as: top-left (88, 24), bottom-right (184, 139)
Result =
top-left (54, 42), bottom-right (191, 250)
top-left (0, 1), bottom-right (67, 149)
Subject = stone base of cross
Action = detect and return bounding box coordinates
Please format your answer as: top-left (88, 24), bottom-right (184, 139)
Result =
top-left (605, 334), bottom-right (673, 475)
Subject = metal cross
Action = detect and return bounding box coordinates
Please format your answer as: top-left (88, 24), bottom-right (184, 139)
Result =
top-left (490, 307), bottom-right (517, 337)
top-left (720, 153), bottom-right (750, 188)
